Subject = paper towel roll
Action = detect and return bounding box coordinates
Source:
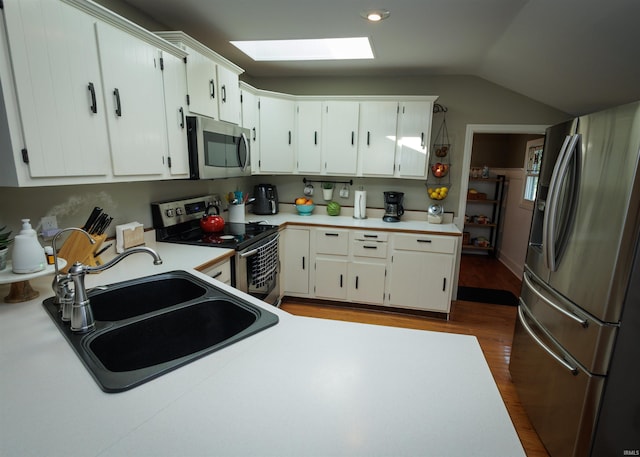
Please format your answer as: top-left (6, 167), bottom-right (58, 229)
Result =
top-left (353, 190), bottom-right (367, 219)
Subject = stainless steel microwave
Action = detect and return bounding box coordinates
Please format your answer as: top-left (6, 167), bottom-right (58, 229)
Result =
top-left (186, 116), bottom-right (251, 179)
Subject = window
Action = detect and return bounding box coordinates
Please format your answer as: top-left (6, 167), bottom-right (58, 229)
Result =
top-left (522, 138), bottom-right (544, 209)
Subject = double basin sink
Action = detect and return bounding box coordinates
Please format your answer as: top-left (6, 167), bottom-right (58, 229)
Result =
top-left (42, 270), bottom-right (279, 392)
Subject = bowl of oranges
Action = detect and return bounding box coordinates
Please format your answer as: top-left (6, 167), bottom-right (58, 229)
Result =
top-left (294, 197), bottom-right (315, 215)
top-left (427, 186), bottom-right (449, 200)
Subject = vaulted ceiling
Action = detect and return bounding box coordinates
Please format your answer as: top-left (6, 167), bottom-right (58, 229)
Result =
top-left (121, 0), bottom-right (640, 116)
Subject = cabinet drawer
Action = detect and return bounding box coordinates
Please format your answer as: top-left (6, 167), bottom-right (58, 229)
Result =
top-left (199, 260), bottom-right (231, 284)
top-left (315, 228), bottom-right (349, 255)
top-left (352, 240), bottom-right (388, 258)
top-left (393, 234), bottom-right (456, 254)
top-left (351, 231), bottom-right (389, 242)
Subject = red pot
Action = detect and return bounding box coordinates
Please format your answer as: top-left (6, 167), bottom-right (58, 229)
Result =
top-left (200, 205), bottom-right (225, 232)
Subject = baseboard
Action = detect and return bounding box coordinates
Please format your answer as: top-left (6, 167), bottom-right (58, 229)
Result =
top-left (497, 252), bottom-right (523, 279)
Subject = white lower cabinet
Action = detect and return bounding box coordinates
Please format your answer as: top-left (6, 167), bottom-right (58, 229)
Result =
top-left (315, 258), bottom-right (348, 300)
top-left (347, 261), bottom-right (386, 305)
top-left (282, 228), bottom-right (310, 296)
top-left (388, 234), bottom-right (456, 313)
top-left (281, 225), bottom-right (457, 314)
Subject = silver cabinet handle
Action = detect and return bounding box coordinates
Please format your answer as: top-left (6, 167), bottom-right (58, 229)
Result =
top-left (523, 272), bottom-right (588, 327)
top-left (517, 305), bottom-right (578, 375)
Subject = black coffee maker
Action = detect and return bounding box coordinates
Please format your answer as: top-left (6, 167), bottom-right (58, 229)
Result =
top-left (253, 183), bottom-right (279, 215)
top-left (383, 191), bottom-right (405, 222)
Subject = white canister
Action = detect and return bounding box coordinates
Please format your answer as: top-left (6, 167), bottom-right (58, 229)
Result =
top-left (228, 204), bottom-right (245, 223)
top-left (353, 190), bottom-right (367, 219)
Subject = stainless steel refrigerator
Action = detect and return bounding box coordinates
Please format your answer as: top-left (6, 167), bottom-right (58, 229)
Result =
top-left (509, 100), bottom-right (640, 456)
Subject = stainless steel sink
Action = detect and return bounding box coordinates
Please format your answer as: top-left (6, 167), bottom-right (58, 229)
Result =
top-left (42, 270), bottom-right (279, 392)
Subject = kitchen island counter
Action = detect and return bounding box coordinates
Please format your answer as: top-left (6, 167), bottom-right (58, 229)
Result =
top-left (0, 240), bottom-right (522, 457)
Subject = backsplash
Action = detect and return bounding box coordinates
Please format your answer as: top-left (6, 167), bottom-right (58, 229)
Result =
top-left (0, 175), bottom-right (436, 241)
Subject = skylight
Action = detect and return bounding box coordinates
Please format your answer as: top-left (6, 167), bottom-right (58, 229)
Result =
top-left (230, 37), bottom-right (374, 61)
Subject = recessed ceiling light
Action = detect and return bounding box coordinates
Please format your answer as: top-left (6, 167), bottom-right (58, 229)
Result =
top-left (230, 37), bottom-right (374, 61)
top-left (362, 9), bottom-right (390, 22)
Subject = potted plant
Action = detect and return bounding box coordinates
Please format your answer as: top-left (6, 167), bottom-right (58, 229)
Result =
top-left (322, 182), bottom-right (334, 201)
top-left (0, 225), bottom-right (14, 270)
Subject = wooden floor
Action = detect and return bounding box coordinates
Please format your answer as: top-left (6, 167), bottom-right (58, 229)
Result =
top-left (280, 254), bottom-right (549, 457)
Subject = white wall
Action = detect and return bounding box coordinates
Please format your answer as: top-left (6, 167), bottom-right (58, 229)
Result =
top-left (491, 168), bottom-right (533, 278)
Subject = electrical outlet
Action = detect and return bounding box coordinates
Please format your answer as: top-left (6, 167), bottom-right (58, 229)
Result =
top-left (41, 216), bottom-right (58, 232)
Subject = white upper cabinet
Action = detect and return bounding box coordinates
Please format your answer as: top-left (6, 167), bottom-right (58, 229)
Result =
top-left (258, 94), bottom-right (296, 173)
top-left (217, 65), bottom-right (241, 124)
top-left (156, 32), bottom-right (243, 124)
top-left (239, 83), bottom-right (260, 174)
top-left (296, 100), bottom-right (323, 173)
top-left (396, 101), bottom-right (435, 178)
top-left (322, 101), bottom-right (359, 175)
top-left (95, 22), bottom-right (167, 176)
top-left (2, 0), bottom-right (110, 179)
top-left (159, 51), bottom-right (190, 177)
top-left (358, 101), bottom-right (399, 176)
top-left (181, 44), bottom-right (218, 119)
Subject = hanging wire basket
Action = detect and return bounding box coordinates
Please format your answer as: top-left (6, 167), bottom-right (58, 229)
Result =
top-left (432, 112), bottom-right (450, 159)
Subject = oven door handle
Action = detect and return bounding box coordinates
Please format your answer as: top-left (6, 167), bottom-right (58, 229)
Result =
top-left (239, 248), bottom-right (259, 258)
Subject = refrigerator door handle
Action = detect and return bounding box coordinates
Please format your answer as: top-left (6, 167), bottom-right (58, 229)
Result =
top-left (543, 134), bottom-right (580, 271)
top-left (523, 272), bottom-right (589, 327)
top-left (518, 304), bottom-right (579, 375)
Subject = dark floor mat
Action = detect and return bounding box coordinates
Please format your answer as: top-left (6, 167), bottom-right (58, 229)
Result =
top-left (457, 286), bottom-right (518, 306)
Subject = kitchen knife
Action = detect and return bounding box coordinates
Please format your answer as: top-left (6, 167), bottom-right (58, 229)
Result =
top-left (89, 213), bottom-right (108, 234)
top-left (95, 216), bottom-right (113, 235)
top-left (82, 207), bottom-right (102, 231)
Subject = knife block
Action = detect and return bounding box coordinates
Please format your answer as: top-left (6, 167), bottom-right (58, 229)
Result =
top-left (57, 232), bottom-right (107, 273)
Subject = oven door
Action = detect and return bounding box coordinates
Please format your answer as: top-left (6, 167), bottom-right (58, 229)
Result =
top-left (235, 233), bottom-right (280, 306)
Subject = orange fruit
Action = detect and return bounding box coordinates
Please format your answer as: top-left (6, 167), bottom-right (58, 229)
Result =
top-left (304, 199), bottom-right (313, 205)
top-left (295, 197), bottom-right (307, 205)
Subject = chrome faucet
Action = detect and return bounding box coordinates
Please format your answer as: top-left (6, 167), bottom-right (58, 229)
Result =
top-left (51, 228), bottom-right (96, 321)
top-left (67, 246), bottom-right (163, 333)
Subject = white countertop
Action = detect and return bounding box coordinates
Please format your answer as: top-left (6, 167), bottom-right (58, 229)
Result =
top-left (0, 233), bottom-right (522, 456)
top-left (248, 206), bottom-right (462, 235)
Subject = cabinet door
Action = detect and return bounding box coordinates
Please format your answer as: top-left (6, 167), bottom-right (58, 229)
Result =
top-left (348, 261), bottom-right (386, 305)
top-left (184, 47), bottom-right (218, 119)
top-left (322, 101), bottom-right (359, 174)
top-left (240, 88), bottom-right (260, 174)
top-left (217, 65), bottom-right (240, 124)
top-left (315, 258), bottom-right (348, 300)
top-left (3, 0), bottom-right (109, 178)
top-left (283, 228), bottom-right (310, 295)
top-left (96, 22), bottom-right (166, 176)
top-left (258, 96), bottom-right (295, 173)
top-left (359, 101), bottom-right (398, 176)
top-left (296, 101), bottom-right (323, 173)
top-left (388, 250), bottom-right (453, 312)
top-left (160, 51), bottom-right (189, 177)
top-left (396, 101), bottom-right (433, 178)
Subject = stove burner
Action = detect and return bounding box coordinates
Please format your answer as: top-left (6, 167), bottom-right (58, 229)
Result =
top-left (156, 220), bottom-right (278, 251)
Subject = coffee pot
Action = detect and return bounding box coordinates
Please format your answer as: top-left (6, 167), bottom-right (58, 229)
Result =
top-left (383, 191), bottom-right (405, 222)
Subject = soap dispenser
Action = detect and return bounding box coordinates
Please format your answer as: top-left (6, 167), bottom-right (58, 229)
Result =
top-left (12, 219), bottom-right (45, 274)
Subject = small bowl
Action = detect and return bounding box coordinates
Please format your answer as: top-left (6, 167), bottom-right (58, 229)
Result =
top-left (295, 204), bottom-right (315, 216)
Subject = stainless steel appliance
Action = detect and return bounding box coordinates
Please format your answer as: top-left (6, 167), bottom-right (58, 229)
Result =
top-left (151, 196), bottom-right (280, 305)
top-left (186, 116), bottom-right (250, 180)
top-left (383, 191), bottom-right (404, 222)
top-left (252, 184), bottom-right (279, 215)
top-left (509, 100), bottom-right (640, 456)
